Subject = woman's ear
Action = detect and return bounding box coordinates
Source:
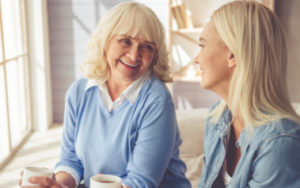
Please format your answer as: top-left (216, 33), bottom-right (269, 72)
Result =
top-left (228, 52), bottom-right (236, 68)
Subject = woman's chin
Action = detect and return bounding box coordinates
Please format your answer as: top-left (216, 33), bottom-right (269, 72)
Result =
top-left (200, 81), bottom-right (207, 89)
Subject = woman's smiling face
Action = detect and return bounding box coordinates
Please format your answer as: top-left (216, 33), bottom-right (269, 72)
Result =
top-left (195, 21), bottom-right (235, 96)
top-left (105, 34), bottom-right (156, 83)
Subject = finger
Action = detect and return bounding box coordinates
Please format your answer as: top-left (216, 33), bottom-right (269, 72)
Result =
top-left (28, 176), bottom-right (54, 186)
top-left (22, 185), bottom-right (46, 188)
top-left (18, 178), bottom-right (22, 186)
top-left (19, 169), bottom-right (24, 186)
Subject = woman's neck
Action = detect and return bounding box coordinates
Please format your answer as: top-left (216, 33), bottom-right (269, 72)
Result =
top-left (106, 78), bottom-right (132, 101)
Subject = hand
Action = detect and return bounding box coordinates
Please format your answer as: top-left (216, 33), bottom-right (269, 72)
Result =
top-left (19, 170), bottom-right (68, 188)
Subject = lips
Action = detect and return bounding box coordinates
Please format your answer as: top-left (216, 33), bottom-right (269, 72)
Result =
top-left (199, 67), bottom-right (204, 77)
top-left (120, 60), bottom-right (139, 68)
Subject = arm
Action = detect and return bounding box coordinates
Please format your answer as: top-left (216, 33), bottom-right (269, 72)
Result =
top-left (20, 82), bottom-right (84, 188)
top-left (54, 82), bottom-right (85, 186)
top-left (122, 101), bottom-right (177, 188)
top-left (248, 136), bottom-right (300, 187)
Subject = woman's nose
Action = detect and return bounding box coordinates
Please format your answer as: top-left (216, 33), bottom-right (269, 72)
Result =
top-left (195, 49), bottom-right (204, 64)
top-left (128, 46), bottom-right (141, 61)
top-left (194, 54), bottom-right (200, 65)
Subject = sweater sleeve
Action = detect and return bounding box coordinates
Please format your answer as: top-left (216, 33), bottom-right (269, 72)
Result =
top-left (55, 80), bottom-right (85, 184)
top-left (122, 100), bottom-right (177, 188)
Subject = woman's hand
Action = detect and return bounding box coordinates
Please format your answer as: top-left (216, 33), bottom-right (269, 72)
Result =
top-left (21, 176), bottom-right (68, 188)
top-left (19, 170), bottom-right (71, 188)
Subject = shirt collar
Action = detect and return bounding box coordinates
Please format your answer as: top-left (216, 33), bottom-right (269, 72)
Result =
top-left (217, 107), bottom-right (251, 152)
top-left (217, 107), bottom-right (232, 138)
top-left (85, 71), bottom-right (150, 105)
top-left (123, 71), bottom-right (150, 104)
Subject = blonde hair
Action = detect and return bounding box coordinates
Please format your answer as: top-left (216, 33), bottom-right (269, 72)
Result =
top-left (209, 1), bottom-right (300, 126)
top-left (80, 1), bottom-right (171, 82)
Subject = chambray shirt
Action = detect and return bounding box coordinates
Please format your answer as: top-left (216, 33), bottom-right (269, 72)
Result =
top-left (55, 74), bottom-right (190, 188)
top-left (199, 103), bottom-right (300, 188)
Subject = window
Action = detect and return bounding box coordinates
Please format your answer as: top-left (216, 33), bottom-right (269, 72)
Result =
top-left (0, 0), bottom-right (31, 167)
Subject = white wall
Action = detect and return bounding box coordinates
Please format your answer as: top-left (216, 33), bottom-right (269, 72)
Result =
top-left (276, 0), bottom-right (300, 103)
top-left (183, 0), bottom-right (232, 27)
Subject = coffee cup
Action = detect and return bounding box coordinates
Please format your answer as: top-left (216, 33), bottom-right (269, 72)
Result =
top-left (22, 166), bottom-right (53, 186)
top-left (90, 174), bottom-right (122, 188)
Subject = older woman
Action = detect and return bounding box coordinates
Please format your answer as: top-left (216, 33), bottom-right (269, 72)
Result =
top-left (21, 2), bottom-right (190, 188)
top-left (196, 1), bottom-right (300, 187)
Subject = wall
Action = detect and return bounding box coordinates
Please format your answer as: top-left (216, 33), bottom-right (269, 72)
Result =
top-left (276, 0), bottom-right (300, 103)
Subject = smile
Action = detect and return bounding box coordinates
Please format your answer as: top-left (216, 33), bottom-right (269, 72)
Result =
top-left (120, 60), bottom-right (138, 68)
top-left (199, 67), bottom-right (205, 77)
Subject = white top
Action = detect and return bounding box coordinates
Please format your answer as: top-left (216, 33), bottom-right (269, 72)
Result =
top-left (85, 71), bottom-right (150, 111)
top-left (224, 170), bottom-right (232, 186)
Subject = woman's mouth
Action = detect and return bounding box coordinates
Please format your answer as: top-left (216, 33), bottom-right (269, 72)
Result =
top-left (120, 60), bottom-right (138, 68)
top-left (199, 67), bottom-right (204, 77)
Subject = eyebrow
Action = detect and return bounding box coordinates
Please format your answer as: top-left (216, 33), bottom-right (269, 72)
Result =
top-left (144, 41), bottom-right (156, 46)
top-left (199, 37), bottom-right (206, 42)
top-left (121, 35), bottom-right (155, 46)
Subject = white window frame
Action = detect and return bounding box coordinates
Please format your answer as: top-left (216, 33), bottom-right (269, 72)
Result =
top-left (0, 0), bottom-right (52, 169)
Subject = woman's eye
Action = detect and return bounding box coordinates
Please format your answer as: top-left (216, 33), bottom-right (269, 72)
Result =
top-left (145, 45), bottom-right (154, 51)
top-left (199, 43), bottom-right (204, 48)
top-left (120, 39), bottom-right (131, 46)
top-left (141, 44), bottom-right (154, 52)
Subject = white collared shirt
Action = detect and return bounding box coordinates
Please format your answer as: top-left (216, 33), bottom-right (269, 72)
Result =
top-left (85, 71), bottom-right (150, 111)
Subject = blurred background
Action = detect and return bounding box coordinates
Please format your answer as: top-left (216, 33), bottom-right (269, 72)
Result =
top-left (0, 0), bottom-right (299, 187)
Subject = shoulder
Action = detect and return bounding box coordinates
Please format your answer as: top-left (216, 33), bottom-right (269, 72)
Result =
top-left (205, 101), bottom-right (228, 131)
top-left (255, 119), bottom-right (300, 144)
top-left (140, 75), bottom-right (173, 104)
top-left (67, 78), bottom-right (88, 94)
top-left (251, 119), bottom-right (300, 158)
top-left (209, 100), bottom-right (222, 112)
top-left (65, 78), bottom-right (88, 100)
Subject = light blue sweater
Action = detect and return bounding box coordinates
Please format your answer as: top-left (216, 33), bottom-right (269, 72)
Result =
top-left (56, 75), bottom-right (191, 188)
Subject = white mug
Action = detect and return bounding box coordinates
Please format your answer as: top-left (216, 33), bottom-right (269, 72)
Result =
top-left (90, 174), bottom-right (122, 188)
top-left (22, 166), bottom-right (53, 186)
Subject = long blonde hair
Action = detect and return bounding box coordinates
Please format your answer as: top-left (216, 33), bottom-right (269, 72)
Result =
top-left (209, 1), bottom-right (300, 126)
top-left (80, 1), bottom-right (171, 82)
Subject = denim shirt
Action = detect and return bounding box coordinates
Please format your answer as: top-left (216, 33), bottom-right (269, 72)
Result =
top-left (198, 104), bottom-right (300, 188)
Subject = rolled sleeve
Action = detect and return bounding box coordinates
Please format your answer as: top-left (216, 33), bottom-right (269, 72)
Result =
top-left (53, 166), bottom-right (80, 187)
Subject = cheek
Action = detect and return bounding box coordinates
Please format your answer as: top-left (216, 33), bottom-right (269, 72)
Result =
top-left (143, 53), bottom-right (155, 65)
